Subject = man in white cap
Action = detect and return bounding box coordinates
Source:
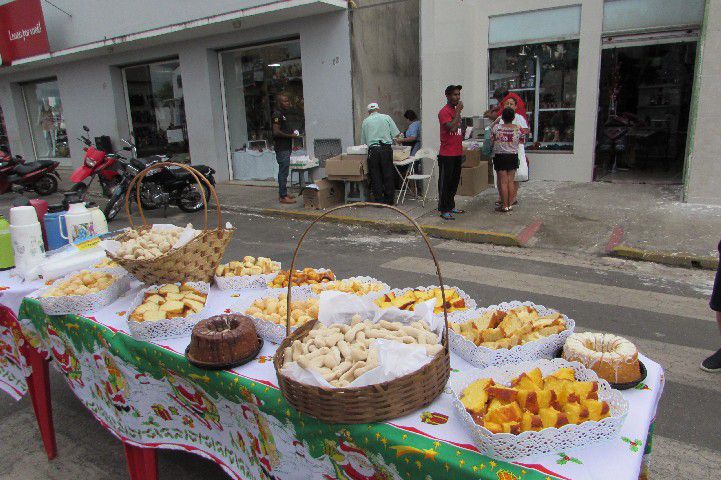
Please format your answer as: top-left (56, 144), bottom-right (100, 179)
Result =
top-left (360, 102), bottom-right (400, 205)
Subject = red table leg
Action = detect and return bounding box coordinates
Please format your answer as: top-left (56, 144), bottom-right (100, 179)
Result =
top-left (123, 442), bottom-right (158, 480)
top-left (26, 346), bottom-right (57, 460)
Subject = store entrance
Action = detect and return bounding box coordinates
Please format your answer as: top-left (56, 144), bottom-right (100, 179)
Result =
top-left (594, 40), bottom-right (697, 183)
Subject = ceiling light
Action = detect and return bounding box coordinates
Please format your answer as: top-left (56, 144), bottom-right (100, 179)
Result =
top-left (268, 63), bottom-right (281, 67)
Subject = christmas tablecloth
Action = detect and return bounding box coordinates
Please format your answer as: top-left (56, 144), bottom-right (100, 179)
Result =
top-left (1, 270), bottom-right (663, 480)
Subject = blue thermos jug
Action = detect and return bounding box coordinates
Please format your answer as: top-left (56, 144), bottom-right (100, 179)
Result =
top-left (44, 204), bottom-right (69, 251)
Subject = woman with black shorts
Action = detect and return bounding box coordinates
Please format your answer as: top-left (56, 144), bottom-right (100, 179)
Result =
top-left (491, 107), bottom-right (521, 212)
top-left (701, 238), bottom-right (721, 372)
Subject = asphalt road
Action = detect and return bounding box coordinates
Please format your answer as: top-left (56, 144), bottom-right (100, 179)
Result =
top-left (0, 200), bottom-right (718, 480)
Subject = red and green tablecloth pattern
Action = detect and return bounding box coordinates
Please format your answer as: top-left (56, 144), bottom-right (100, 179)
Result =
top-left (17, 297), bottom-right (567, 480)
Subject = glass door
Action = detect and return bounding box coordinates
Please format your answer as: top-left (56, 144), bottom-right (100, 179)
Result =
top-left (21, 79), bottom-right (70, 160)
top-left (122, 60), bottom-right (189, 160)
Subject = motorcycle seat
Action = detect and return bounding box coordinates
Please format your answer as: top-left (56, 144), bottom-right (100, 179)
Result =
top-left (173, 165), bottom-right (212, 181)
top-left (14, 160), bottom-right (54, 175)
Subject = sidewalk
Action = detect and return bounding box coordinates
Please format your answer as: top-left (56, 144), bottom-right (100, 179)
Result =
top-left (214, 180), bottom-right (721, 269)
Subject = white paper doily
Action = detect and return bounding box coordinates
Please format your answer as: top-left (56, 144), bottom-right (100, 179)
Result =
top-left (214, 271), bottom-right (279, 291)
top-left (450, 358), bottom-right (628, 460)
top-left (377, 285), bottom-right (476, 321)
top-left (34, 270), bottom-right (131, 315)
top-left (126, 281), bottom-right (210, 341)
top-left (237, 289), bottom-right (318, 344)
top-left (449, 301), bottom-right (575, 368)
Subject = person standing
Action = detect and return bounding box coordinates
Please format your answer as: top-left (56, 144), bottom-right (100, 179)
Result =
top-left (493, 96), bottom-right (530, 208)
top-left (361, 102), bottom-right (400, 205)
top-left (437, 85), bottom-right (465, 221)
top-left (491, 107), bottom-right (521, 212)
top-left (272, 93), bottom-right (301, 204)
top-left (701, 238), bottom-right (721, 372)
top-left (483, 87), bottom-right (508, 121)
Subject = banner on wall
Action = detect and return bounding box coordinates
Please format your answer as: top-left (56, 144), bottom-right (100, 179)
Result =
top-left (0, 0), bottom-right (50, 66)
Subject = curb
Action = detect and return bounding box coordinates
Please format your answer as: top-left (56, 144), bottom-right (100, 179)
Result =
top-left (222, 204), bottom-right (523, 247)
top-left (609, 245), bottom-right (719, 270)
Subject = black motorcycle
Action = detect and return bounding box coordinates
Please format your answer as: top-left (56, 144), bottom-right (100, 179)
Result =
top-left (103, 141), bottom-right (215, 222)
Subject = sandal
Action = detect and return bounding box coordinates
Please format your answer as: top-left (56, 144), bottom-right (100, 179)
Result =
top-left (440, 212), bottom-right (455, 220)
top-left (495, 206), bottom-right (511, 213)
top-left (451, 209), bottom-right (466, 214)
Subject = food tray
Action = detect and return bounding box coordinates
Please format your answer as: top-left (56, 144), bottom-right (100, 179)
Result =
top-left (35, 270), bottom-right (131, 315)
top-left (214, 263), bottom-right (281, 291)
top-left (297, 276), bottom-right (391, 300)
top-left (450, 358), bottom-right (628, 460)
top-left (377, 285), bottom-right (476, 321)
top-left (237, 288), bottom-right (318, 344)
top-left (126, 281), bottom-right (210, 341)
top-left (449, 301), bottom-right (575, 368)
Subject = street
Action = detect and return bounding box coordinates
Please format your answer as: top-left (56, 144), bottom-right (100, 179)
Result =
top-left (0, 202), bottom-right (717, 479)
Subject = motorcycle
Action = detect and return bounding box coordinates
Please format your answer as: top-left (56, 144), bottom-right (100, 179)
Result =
top-left (103, 139), bottom-right (215, 222)
top-left (0, 151), bottom-right (60, 196)
top-left (69, 125), bottom-right (122, 198)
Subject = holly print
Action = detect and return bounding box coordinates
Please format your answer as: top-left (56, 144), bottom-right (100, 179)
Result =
top-left (622, 437), bottom-right (643, 452)
top-left (556, 453), bottom-right (582, 465)
top-left (420, 411), bottom-right (449, 425)
top-left (634, 382), bottom-right (650, 391)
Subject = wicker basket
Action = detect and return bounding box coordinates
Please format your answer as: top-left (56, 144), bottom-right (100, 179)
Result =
top-left (105, 162), bottom-right (234, 285)
top-left (273, 202), bottom-right (451, 424)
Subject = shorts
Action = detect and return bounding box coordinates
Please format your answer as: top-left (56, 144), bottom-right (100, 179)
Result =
top-left (493, 153), bottom-right (519, 172)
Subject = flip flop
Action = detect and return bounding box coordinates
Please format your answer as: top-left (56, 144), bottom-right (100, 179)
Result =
top-left (494, 206), bottom-right (510, 213)
top-left (440, 212), bottom-right (455, 220)
top-left (451, 209), bottom-right (466, 214)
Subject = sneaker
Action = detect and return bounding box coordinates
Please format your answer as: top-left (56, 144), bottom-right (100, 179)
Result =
top-left (279, 197), bottom-right (296, 204)
top-left (701, 348), bottom-right (721, 372)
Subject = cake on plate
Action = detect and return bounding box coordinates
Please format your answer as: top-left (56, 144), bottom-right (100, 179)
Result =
top-left (187, 314), bottom-right (260, 366)
top-left (562, 332), bottom-right (640, 384)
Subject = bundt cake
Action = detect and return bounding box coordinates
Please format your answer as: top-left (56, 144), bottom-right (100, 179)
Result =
top-left (562, 332), bottom-right (640, 384)
top-left (187, 314), bottom-right (260, 367)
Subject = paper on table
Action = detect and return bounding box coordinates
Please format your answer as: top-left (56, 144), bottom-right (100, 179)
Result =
top-left (281, 291), bottom-right (442, 388)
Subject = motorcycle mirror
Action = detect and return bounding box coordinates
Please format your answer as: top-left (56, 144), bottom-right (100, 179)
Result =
top-left (83, 125), bottom-right (90, 132)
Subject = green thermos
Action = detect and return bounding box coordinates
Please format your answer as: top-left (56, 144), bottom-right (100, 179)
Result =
top-left (0, 215), bottom-right (14, 270)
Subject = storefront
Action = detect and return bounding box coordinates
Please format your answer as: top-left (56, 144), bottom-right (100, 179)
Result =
top-left (0, 1), bottom-right (353, 182)
top-left (420, 0), bottom-right (719, 203)
top-left (0, 106), bottom-right (10, 154)
top-left (220, 39), bottom-right (306, 181)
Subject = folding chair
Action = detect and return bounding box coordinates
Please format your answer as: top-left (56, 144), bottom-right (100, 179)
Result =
top-left (397, 148), bottom-right (437, 206)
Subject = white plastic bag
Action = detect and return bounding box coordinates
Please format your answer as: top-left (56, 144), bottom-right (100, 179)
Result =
top-left (516, 144), bottom-right (529, 182)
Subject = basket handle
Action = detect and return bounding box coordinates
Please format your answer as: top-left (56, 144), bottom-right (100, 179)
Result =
top-left (123, 162), bottom-right (222, 229)
top-left (285, 202), bottom-right (450, 348)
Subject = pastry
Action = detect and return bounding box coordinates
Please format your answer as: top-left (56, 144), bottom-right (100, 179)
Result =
top-left (245, 293), bottom-right (319, 327)
top-left (310, 278), bottom-right (386, 296)
top-left (269, 268), bottom-right (335, 288)
top-left (114, 225), bottom-right (195, 260)
top-left (130, 283), bottom-right (207, 322)
top-left (375, 288), bottom-right (467, 315)
top-left (43, 270), bottom-right (117, 297)
top-left (563, 332), bottom-right (640, 384)
top-left (187, 314), bottom-right (259, 365)
top-left (460, 367), bottom-right (610, 434)
top-left (281, 316), bottom-right (442, 387)
top-left (450, 306), bottom-right (566, 349)
top-left (215, 256), bottom-right (280, 277)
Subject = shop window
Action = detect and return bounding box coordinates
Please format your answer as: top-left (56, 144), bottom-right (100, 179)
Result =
top-left (0, 106), bottom-right (10, 155)
top-left (489, 41), bottom-right (579, 151)
top-left (21, 79), bottom-right (70, 159)
top-left (220, 40), bottom-right (304, 180)
top-left (123, 61), bottom-right (189, 159)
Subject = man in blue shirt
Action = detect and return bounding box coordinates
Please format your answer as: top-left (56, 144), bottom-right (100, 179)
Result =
top-left (360, 102), bottom-right (400, 205)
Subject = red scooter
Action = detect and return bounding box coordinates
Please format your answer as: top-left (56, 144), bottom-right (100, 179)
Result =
top-left (0, 151), bottom-right (60, 195)
top-left (69, 125), bottom-right (122, 198)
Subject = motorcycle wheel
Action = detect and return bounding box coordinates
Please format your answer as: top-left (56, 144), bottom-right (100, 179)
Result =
top-left (35, 174), bottom-right (58, 196)
top-left (177, 183), bottom-right (210, 212)
top-left (70, 182), bottom-right (88, 197)
top-left (104, 193), bottom-right (128, 222)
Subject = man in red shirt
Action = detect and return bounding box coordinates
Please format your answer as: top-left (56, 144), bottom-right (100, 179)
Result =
top-left (437, 85), bottom-right (465, 220)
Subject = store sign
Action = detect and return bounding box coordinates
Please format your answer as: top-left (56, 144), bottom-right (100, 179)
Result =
top-left (0, 0), bottom-right (50, 66)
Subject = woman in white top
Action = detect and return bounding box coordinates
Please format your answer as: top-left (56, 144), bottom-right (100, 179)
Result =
top-left (493, 96), bottom-right (529, 207)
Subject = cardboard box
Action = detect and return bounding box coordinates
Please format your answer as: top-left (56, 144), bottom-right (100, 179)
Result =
top-left (303, 179), bottom-right (344, 209)
top-left (456, 162), bottom-right (489, 197)
top-left (325, 154), bottom-right (368, 181)
top-left (463, 148), bottom-right (491, 169)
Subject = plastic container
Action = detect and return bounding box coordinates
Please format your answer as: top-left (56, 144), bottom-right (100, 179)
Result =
top-left (44, 204), bottom-right (68, 251)
top-left (61, 202), bottom-right (95, 244)
top-left (0, 215), bottom-right (13, 270)
top-left (9, 206), bottom-right (45, 279)
top-left (86, 202), bottom-right (108, 236)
